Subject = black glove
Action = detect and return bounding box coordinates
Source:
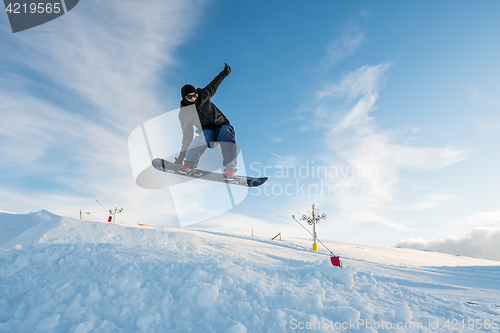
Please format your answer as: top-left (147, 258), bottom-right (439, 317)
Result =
top-left (174, 152), bottom-right (185, 165)
top-left (224, 63), bottom-right (231, 75)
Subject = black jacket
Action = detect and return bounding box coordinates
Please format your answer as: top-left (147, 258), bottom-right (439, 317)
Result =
top-left (178, 68), bottom-right (231, 155)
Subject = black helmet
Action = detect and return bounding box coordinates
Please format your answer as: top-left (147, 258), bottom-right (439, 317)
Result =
top-left (181, 84), bottom-right (196, 100)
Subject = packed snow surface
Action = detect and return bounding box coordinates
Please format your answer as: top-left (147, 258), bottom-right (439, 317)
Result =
top-left (1, 210), bottom-right (499, 332)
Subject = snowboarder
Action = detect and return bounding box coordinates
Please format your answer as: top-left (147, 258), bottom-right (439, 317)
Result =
top-left (175, 63), bottom-right (237, 181)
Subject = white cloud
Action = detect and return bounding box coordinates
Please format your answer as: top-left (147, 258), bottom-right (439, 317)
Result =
top-left (313, 63), bottom-right (466, 227)
top-left (0, 0), bottom-right (206, 224)
top-left (321, 21), bottom-right (365, 68)
top-left (396, 228), bottom-right (500, 261)
top-left (4, 0), bottom-right (202, 129)
top-left (334, 94), bottom-right (378, 132)
top-left (318, 63), bottom-right (389, 99)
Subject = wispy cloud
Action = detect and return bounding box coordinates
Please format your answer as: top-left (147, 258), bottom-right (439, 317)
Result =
top-left (0, 0), bottom-right (206, 223)
top-left (318, 63), bottom-right (389, 100)
top-left (313, 63), bottom-right (466, 227)
top-left (321, 21), bottom-right (365, 68)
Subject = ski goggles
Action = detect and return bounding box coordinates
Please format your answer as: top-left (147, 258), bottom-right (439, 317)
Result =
top-left (186, 93), bottom-right (198, 100)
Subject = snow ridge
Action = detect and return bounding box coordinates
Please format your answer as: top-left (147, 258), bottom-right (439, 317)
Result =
top-left (0, 211), bottom-right (499, 332)
top-left (2, 210), bottom-right (198, 252)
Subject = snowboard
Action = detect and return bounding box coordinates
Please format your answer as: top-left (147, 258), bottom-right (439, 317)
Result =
top-left (152, 158), bottom-right (268, 187)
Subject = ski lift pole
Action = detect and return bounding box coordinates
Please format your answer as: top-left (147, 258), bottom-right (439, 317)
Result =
top-left (312, 204), bottom-right (318, 252)
top-left (299, 204), bottom-right (325, 251)
top-left (292, 215), bottom-right (333, 255)
top-left (112, 205), bottom-right (123, 223)
top-left (292, 215), bottom-right (343, 268)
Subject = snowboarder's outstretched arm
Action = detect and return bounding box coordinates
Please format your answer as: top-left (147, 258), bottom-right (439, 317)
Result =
top-left (199, 63), bottom-right (231, 102)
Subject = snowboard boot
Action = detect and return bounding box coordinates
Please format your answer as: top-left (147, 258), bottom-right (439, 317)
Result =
top-left (224, 166), bottom-right (237, 182)
top-left (178, 161), bottom-right (197, 175)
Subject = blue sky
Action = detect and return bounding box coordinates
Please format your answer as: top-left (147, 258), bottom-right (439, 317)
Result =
top-left (1, 0), bottom-right (500, 246)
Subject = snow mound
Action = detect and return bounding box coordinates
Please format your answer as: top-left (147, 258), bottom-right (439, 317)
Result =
top-left (0, 211), bottom-right (499, 332)
top-left (0, 210), bottom-right (44, 246)
top-left (1, 210), bottom-right (199, 253)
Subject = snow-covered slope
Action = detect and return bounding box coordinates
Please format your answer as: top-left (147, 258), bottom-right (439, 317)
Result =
top-left (1, 211), bottom-right (499, 332)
